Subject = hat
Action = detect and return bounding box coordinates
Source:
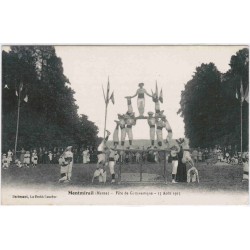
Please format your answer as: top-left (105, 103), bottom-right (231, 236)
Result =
top-left (176, 138), bottom-right (184, 145)
top-left (138, 82), bottom-right (144, 87)
top-left (148, 111), bottom-right (154, 115)
top-left (66, 146), bottom-right (72, 151)
top-left (170, 145), bottom-right (178, 150)
top-left (118, 114), bottom-right (124, 118)
top-left (3, 153), bottom-right (6, 156)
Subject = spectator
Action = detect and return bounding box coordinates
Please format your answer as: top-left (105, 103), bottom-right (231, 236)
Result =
top-left (83, 148), bottom-right (90, 164)
top-left (204, 148), bottom-right (209, 160)
top-left (44, 150), bottom-right (49, 164)
top-left (176, 146), bottom-right (187, 182)
top-left (7, 149), bottom-right (13, 164)
top-left (198, 150), bottom-right (202, 162)
top-left (135, 151), bottom-right (141, 163)
top-left (20, 148), bottom-right (26, 164)
top-left (192, 148), bottom-right (198, 163)
top-left (23, 151), bottom-right (31, 167)
top-left (38, 147), bottom-right (42, 164)
top-left (2, 154), bottom-right (9, 169)
top-left (48, 151), bottom-right (53, 163)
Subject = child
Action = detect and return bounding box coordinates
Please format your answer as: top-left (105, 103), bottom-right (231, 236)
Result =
top-left (7, 149), bottom-right (13, 164)
top-left (32, 151), bottom-right (38, 167)
top-left (15, 159), bottom-right (22, 168)
top-left (2, 154), bottom-right (9, 169)
top-left (23, 151), bottom-right (31, 168)
top-left (187, 166), bottom-right (199, 183)
top-left (225, 152), bottom-right (230, 164)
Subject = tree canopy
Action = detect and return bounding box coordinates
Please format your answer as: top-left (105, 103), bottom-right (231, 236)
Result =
top-left (2, 46), bottom-right (99, 151)
top-left (178, 48), bottom-right (249, 150)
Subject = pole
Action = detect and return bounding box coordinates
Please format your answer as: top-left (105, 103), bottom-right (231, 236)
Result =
top-left (240, 100), bottom-right (243, 159)
top-left (14, 86), bottom-right (21, 158)
top-left (103, 101), bottom-right (108, 138)
top-left (163, 150), bottom-right (166, 182)
top-left (103, 78), bottom-right (110, 138)
top-left (118, 160), bottom-right (122, 184)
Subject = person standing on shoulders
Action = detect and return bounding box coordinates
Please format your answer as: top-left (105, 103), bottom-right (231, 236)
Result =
top-left (118, 114), bottom-right (126, 147)
top-left (147, 111), bottom-right (156, 147)
top-left (127, 83), bottom-right (152, 117)
top-left (113, 120), bottom-right (120, 146)
top-left (125, 112), bottom-right (136, 148)
top-left (156, 116), bottom-right (166, 147)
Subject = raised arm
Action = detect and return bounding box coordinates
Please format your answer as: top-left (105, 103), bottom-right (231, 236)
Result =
top-left (144, 89), bottom-right (152, 97)
top-left (129, 90), bottom-right (138, 99)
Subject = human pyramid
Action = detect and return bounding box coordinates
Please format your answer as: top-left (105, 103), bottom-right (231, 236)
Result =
top-left (112, 82), bottom-right (173, 148)
top-left (92, 82), bottom-right (196, 184)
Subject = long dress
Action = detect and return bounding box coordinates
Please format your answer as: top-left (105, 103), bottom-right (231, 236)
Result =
top-left (83, 150), bottom-right (89, 163)
top-left (20, 149), bottom-right (25, 164)
top-left (176, 148), bottom-right (187, 182)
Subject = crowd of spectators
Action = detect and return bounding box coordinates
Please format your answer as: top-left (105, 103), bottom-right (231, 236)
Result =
top-left (2, 144), bottom-right (248, 167)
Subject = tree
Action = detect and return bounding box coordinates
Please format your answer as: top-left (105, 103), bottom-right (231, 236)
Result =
top-left (178, 63), bottom-right (222, 147)
top-left (178, 48), bottom-right (249, 150)
top-left (2, 46), bottom-right (99, 152)
top-left (220, 48), bottom-right (249, 150)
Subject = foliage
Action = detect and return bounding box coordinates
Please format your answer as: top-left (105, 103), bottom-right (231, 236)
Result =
top-left (2, 46), bottom-right (99, 151)
top-left (178, 48), bottom-right (249, 150)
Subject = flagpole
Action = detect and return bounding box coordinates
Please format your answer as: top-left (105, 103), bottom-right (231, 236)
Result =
top-left (240, 98), bottom-right (243, 159)
top-left (14, 85), bottom-right (21, 158)
top-left (103, 77), bottom-right (110, 138)
top-left (104, 101), bottom-right (108, 138)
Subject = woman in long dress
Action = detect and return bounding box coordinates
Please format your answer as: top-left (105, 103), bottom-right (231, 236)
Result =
top-left (82, 149), bottom-right (89, 163)
top-left (176, 146), bottom-right (187, 182)
top-left (20, 148), bottom-right (25, 164)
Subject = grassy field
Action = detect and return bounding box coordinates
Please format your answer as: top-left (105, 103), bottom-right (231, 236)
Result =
top-left (1, 161), bottom-right (248, 193)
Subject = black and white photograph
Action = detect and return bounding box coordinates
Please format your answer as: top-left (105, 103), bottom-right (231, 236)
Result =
top-left (1, 45), bottom-right (249, 205)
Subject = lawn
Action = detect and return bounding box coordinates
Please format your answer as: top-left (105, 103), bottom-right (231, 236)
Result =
top-left (1, 161), bottom-right (248, 193)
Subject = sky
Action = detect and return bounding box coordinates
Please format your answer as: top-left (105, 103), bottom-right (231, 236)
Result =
top-left (1, 45), bottom-right (247, 139)
top-left (55, 45), bottom-right (246, 140)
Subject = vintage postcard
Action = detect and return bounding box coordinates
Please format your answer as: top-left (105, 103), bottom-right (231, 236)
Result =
top-left (1, 45), bottom-right (249, 205)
